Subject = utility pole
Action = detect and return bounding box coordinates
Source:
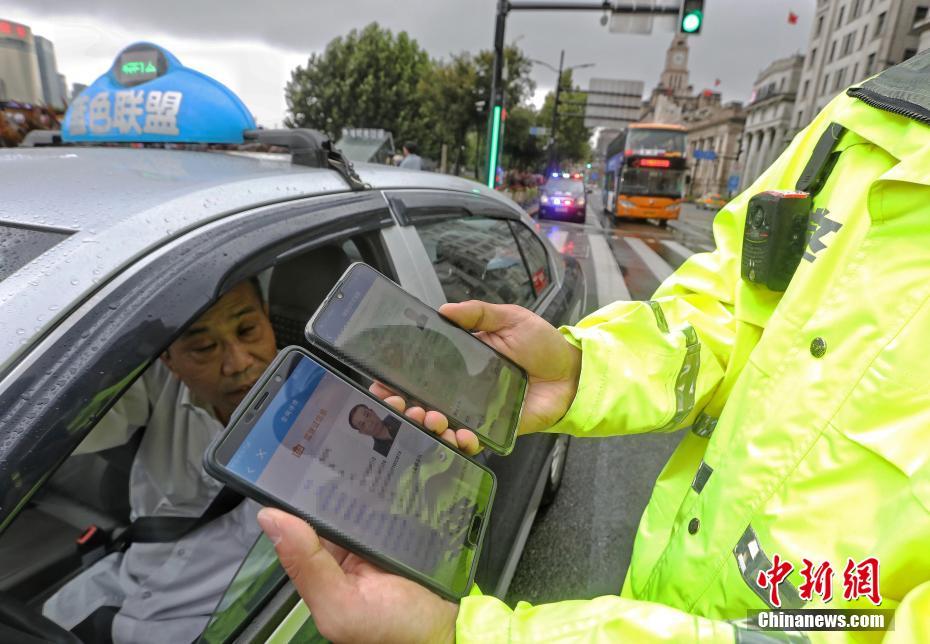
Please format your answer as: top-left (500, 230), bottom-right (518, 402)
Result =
top-left (484, 0), bottom-right (508, 188)
top-left (549, 50), bottom-right (565, 170)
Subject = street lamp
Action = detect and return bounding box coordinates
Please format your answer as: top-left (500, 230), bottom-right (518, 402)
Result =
top-left (531, 51), bottom-right (594, 170)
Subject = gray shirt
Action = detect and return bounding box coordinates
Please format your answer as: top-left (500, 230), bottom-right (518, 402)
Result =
top-left (399, 153), bottom-right (423, 170)
top-left (43, 361), bottom-right (262, 644)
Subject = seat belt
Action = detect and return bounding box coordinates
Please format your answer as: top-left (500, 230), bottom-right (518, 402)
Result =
top-left (108, 487), bottom-right (243, 552)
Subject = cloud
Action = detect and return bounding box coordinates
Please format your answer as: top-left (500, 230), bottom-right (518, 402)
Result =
top-left (7, 0), bottom-right (815, 125)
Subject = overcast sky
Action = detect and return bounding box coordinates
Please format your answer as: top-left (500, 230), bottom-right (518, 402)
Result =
top-left (8, 1), bottom-right (815, 127)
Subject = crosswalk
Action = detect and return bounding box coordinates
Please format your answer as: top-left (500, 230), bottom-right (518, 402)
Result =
top-left (539, 217), bottom-right (711, 309)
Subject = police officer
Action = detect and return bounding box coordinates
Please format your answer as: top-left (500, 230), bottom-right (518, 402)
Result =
top-left (256, 53), bottom-right (930, 642)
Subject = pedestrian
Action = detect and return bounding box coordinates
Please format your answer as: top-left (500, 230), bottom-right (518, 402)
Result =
top-left (399, 141), bottom-right (423, 170)
top-left (254, 53), bottom-right (930, 642)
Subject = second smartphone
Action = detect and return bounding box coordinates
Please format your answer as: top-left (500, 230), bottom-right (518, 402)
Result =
top-left (204, 346), bottom-right (496, 600)
top-left (305, 263), bottom-right (527, 455)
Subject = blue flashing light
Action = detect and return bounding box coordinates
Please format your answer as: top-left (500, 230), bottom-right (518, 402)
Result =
top-left (63, 42), bottom-right (256, 145)
top-left (551, 172), bottom-right (559, 178)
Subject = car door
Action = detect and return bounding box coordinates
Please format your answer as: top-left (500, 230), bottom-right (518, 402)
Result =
top-left (381, 189), bottom-right (586, 598)
top-left (0, 189), bottom-right (422, 642)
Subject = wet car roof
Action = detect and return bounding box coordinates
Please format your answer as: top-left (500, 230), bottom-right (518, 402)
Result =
top-left (0, 147), bottom-right (509, 373)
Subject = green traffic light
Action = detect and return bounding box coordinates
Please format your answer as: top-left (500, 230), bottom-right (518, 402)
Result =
top-left (681, 10), bottom-right (702, 33)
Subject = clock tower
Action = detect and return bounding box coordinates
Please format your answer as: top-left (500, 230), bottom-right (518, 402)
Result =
top-left (660, 35), bottom-right (690, 95)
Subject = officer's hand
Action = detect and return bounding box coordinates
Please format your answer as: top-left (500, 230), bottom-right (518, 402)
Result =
top-left (440, 301), bottom-right (581, 436)
top-left (370, 382), bottom-right (481, 456)
top-left (257, 508), bottom-right (456, 644)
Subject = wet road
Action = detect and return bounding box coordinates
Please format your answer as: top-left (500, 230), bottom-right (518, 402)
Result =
top-left (505, 196), bottom-right (717, 606)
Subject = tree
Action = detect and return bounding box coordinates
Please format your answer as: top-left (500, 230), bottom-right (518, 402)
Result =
top-left (416, 53), bottom-right (482, 165)
top-left (501, 105), bottom-right (545, 170)
top-left (537, 69), bottom-right (592, 165)
top-left (285, 23), bottom-right (430, 145)
top-left (474, 46), bottom-right (536, 112)
top-left (416, 46), bottom-right (537, 170)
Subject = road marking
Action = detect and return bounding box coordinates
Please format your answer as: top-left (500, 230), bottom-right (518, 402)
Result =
top-left (661, 240), bottom-right (695, 261)
top-left (588, 204), bottom-right (604, 230)
top-left (589, 234), bottom-right (631, 304)
top-left (547, 229), bottom-right (569, 253)
top-left (625, 237), bottom-right (674, 283)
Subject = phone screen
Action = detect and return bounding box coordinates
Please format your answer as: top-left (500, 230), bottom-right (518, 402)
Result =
top-left (309, 264), bottom-right (526, 452)
top-left (214, 350), bottom-right (494, 598)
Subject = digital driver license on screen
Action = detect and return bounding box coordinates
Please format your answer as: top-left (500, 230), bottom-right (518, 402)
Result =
top-left (225, 352), bottom-right (492, 594)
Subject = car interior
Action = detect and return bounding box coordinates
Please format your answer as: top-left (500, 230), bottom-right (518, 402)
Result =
top-left (0, 232), bottom-right (394, 633)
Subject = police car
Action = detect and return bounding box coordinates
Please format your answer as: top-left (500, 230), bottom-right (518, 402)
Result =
top-left (0, 43), bottom-right (585, 642)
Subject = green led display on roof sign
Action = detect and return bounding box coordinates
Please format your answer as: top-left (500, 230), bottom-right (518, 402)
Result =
top-left (121, 61), bottom-right (158, 75)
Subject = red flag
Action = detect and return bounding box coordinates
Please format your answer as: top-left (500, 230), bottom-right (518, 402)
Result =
top-left (788, 11), bottom-right (799, 24)
top-left (714, 78), bottom-right (721, 87)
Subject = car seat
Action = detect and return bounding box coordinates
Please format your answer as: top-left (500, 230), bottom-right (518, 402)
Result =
top-left (268, 245), bottom-right (353, 349)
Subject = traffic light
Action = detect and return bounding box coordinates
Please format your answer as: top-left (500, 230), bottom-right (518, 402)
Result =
top-left (679, 0), bottom-right (704, 34)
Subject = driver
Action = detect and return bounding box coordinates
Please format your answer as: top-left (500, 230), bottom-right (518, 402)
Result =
top-left (43, 279), bottom-right (276, 643)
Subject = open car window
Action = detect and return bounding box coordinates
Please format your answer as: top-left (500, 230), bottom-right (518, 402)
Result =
top-left (0, 218), bottom-right (398, 643)
top-left (197, 535), bottom-right (286, 643)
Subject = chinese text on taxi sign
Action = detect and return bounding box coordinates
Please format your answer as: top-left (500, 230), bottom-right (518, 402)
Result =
top-left (68, 90), bottom-right (183, 137)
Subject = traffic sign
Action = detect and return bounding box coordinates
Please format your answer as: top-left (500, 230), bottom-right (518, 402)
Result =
top-left (693, 149), bottom-right (718, 161)
top-left (727, 175), bottom-right (740, 192)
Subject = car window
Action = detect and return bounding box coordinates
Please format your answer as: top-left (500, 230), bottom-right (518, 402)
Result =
top-left (415, 216), bottom-right (536, 306)
top-left (0, 227), bottom-right (397, 642)
top-left (197, 535), bottom-right (286, 643)
top-left (510, 222), bottom-right (551, 297)
top-left (543, 178), bottom-right (584, 195)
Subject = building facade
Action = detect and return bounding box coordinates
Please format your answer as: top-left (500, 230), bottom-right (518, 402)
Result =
top-left (738, 54), bottom-right (804, 190)
top-left (912, 10), bottom-right (930, 49)
top-left (685, 102), bottom-right (746, 198)
top-left (793, 0), bottom-right (925, 133)
top-left (0, 19), bottom-right (42, 104)
top-left (583, 78), bottom-right (644, 130)
top-left (34, 35), bottom-right (65, 110)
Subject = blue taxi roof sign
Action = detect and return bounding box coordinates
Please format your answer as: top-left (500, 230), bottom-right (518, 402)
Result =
top-left (63, 42), bottom-right (256, 144)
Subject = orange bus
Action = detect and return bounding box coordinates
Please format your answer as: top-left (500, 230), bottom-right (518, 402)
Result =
top-left (602, 123), bottom-right (687, 225)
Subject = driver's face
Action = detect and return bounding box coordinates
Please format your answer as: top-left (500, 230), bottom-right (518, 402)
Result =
top-left (161, 281), bottom-right (277, 424)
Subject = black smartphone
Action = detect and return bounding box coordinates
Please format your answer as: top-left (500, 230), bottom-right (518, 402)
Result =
top-left (204, 346), bottom-right (496, 601)
top-left (305, 263), bottom-right (527, 455)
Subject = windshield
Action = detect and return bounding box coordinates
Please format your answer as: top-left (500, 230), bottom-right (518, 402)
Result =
top-left (619, 168), bottom-right (684, 198)
top-left (626, 129), bottom-right (685, 156)
top-left (543, 178), bottom-right (584, 195)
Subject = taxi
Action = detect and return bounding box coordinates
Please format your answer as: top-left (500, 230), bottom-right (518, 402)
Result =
top-left (0, 43), bottom-right (584, 643)
top-left (696, 191), bottom-right (728, 210)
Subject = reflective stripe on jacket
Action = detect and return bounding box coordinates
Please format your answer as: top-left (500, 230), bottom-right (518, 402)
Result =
top-left (456, 88), bottom-right (930, 642)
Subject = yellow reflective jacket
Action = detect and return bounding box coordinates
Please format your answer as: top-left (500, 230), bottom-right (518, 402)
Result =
top-left (457, 70), bottom-right (930, 642)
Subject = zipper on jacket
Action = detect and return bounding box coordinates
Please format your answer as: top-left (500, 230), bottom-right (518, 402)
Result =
top-left (847, 86), bottom-right (930, 125)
